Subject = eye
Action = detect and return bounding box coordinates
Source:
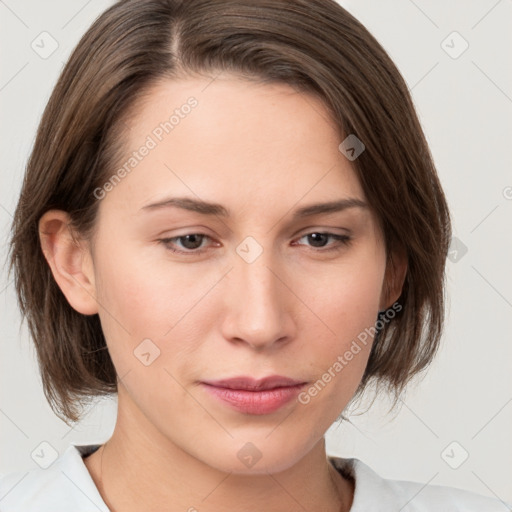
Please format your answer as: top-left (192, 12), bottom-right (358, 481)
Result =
top-left (158, 234), bottom-right (213, 254)
top-left (158, 231), bottom-right (352, 256)
top-left (293, 232), bottom-right (351, 252)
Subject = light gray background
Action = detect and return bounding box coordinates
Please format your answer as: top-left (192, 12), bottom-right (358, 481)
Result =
top-left (1, 0), bottom-right (511, 505)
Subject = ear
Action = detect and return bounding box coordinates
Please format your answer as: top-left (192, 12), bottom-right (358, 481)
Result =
top-left (38, 210), bottom-right (99, 315)
top-left (379, 247), bottom-right (407, 311)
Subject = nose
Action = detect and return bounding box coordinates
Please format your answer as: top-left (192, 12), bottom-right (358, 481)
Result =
top-left (220, 252), bottom-right (296, 351)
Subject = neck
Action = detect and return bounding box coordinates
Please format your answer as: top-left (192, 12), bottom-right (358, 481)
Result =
top-left (85, 392), bottom-right (354, 512)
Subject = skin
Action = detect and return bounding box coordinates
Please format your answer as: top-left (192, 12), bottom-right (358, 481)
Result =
top-left (39, 74), bottom-right (406, 512)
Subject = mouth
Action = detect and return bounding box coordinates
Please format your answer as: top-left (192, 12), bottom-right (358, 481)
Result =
top-left (202, 375), bottom-right (306, 391)
top-left (200, 375), bottom-right (307, 415)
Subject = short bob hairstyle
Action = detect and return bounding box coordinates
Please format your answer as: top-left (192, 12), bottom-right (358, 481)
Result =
top-left (9, 0), bottom-right (451, 425)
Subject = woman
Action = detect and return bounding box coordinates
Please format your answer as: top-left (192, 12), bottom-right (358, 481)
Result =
top-left (2, 0), bottom-right (508, 510)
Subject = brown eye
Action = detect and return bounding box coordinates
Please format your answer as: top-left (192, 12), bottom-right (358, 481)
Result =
top-left (306, 233), bottom-right (330, 247)
top-left (159, 234), bottom-right (211, 254)
top-left (176, 234), bottom-right (205, 250)
top-left (295, 232), bottom-right (351, 252)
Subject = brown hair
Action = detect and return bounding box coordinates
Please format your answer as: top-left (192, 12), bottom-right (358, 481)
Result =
top-left (8, 0), bottom-right (451, 424)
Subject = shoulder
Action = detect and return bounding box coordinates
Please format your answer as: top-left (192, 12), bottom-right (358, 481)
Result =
top-left (0, 444), bottom-right (109, 512)
top-left (384, 475), bottom-right (509, 511)
top-left (328, 455), bottom-right (510, 511)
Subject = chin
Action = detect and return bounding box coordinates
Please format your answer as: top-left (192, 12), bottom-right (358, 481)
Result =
top-left (190, 432), bottom-right (318, 476)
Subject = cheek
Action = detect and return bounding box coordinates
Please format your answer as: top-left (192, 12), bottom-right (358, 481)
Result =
top-left (294, 248), bottom-right (385, 395)
top-left (94, 226), bottom-right (385, 381)
top-left (306, 249), bottom-right (386, 342)
top-left (93, 241), bottom-right (222, 369)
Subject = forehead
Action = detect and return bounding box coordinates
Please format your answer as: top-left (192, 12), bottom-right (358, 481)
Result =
top-left (101, 74), bottom-right (365, 217)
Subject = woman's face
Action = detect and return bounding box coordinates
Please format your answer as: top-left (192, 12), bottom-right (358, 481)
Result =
top-left (84, 75), bottom-right (397, 474)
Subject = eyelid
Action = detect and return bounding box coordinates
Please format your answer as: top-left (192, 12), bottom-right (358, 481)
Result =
top-left (292, 232), bottom-right (351, 251)
top-left (159, 233), bottom-right (215, 253)
top-left (294, 225), bottom-right (352, 237)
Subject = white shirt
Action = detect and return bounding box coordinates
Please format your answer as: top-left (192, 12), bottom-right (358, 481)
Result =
top-left (0, 444), bottom-right (508, 511)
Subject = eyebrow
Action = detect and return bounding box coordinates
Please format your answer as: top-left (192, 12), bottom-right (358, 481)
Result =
top-left (140, 196), bottom-right (368, 219)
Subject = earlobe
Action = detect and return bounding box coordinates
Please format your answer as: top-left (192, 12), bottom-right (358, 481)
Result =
top-left (380, 249), bottom-right (408, 311)
top-left (38, 210), bottom-right (99, 315)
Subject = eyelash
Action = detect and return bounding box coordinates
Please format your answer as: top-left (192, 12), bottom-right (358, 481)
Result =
top-left (158, 232), bottom-right (351, 255)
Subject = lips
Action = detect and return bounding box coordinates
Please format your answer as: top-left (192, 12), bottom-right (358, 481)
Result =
top-left (200, 375), bottom-right (307, 415)
top-left (202, 375), bottom-right (305, 391)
